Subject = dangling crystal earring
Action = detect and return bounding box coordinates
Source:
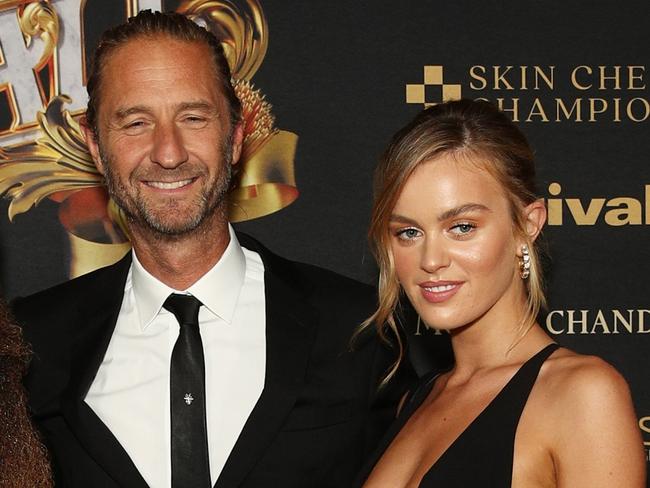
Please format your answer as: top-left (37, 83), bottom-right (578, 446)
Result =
top-left (415, 315), bottom-right (423, 335)
top-left (519, 244), bottom-right (531, 279)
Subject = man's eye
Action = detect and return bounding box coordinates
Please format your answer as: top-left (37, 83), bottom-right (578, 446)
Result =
top-left (122, 120), bottom-right (149, 134)
top-left (182, 115), bottom-right (208, 126)
top-left (395, 228), bottom-right (421, 241)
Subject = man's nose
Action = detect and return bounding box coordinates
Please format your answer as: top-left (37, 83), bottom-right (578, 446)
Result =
top-left (150, 122), bottom-right (188, 168)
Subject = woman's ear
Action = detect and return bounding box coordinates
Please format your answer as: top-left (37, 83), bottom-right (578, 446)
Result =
top-left (521, 199), bottom-right (547, 246)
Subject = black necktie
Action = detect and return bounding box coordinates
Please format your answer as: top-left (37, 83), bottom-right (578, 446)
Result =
top-left (164, 294), bottom-right (211, 488)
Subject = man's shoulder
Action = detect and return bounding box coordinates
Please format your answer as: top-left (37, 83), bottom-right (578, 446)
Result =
top-left (238, 232), bottom-right (376, 303)
top-left (12, 253), bottom-right (130, 324)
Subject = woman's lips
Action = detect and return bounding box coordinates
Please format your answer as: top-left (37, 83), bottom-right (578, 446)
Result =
top-left (419, 281), bottom-right (463, 303)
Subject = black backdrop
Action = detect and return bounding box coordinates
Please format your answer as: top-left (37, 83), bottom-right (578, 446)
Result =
top-left (0, 0), bottom-right (648, 474)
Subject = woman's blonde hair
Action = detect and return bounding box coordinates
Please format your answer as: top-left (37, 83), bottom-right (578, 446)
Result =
top-left (364, 99), bottom-right (546, 383)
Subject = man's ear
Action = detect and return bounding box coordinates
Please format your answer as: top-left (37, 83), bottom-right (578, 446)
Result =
top-left (80, 117), bottom-right (105, 176)
top-left (230, 122), bottom-right (244, 166)
top-left (519, 199), bottom-right (547, 249)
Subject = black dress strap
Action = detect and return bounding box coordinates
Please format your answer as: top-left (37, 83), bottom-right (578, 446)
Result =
top-left (354, 343), bottom-right (560, 488)
top-left (419, 343), bottom-right (559, 487)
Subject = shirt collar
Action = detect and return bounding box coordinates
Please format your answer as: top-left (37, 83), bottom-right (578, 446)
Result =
top-left (131, 225), bottom-right (246, 331)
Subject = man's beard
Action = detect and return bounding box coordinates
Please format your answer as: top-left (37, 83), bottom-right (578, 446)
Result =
top-left (100, 133), bottom-right (234, 237)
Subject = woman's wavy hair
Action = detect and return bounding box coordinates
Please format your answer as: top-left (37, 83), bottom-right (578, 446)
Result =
top-left (364, 99), bottom-right (546, 383)
top-left (0, 300), bottom-right (53, 486)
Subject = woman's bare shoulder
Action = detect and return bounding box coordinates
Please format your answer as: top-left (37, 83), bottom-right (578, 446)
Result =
top-left (539, 347), bottom-right (631, 405)
top-left (530, 347), bottom-right (645, 486)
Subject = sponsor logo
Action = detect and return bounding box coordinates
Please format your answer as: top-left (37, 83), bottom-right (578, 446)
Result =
top-left (406, 65), bottom-right (462, 107)
top-left (406, 64), bottom-right (649, 123)
top-left (545, 183), bottom-right (650, 226)
top-left (545, 309), bottom-right (650, 335)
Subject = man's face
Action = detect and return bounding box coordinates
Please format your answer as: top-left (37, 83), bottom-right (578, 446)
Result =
top-left (84, 36), bottom-right (243, 236)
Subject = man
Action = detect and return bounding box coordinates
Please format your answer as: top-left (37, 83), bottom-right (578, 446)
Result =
top-left (14, 10), bottom-right (406, 488)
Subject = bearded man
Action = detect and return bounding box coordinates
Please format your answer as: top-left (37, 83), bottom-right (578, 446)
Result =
top-left (13, 10), bottom-right (405, 488)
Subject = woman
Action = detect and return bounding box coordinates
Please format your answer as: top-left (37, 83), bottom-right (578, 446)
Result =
top-left (0, 299), bottom-right (52, 487)
top-left (358, 100), bottom-right (645, 487)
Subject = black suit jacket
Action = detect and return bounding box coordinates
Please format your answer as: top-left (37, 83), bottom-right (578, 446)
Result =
top-left (15, 234), bottom-right (408, 487)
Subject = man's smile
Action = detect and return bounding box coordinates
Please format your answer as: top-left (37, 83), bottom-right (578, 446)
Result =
top-left (143, 178), bottom-right (195, 190)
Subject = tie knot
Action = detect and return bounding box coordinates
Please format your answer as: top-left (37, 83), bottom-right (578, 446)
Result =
top-left (163, 294), bottom-right (202, 327)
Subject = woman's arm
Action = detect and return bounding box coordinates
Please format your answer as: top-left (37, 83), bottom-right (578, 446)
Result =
top-left (551, 357), bottom-right (646, 488)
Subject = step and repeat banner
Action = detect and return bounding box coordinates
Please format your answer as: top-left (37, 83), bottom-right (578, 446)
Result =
top-left (1, 0), bottom-right (648, 472)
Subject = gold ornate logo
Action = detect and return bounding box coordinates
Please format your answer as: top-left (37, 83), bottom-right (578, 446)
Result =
top-left (406, 65), bottom-right (462, 108)
top-left (0, 0), bottom-right (298, 277)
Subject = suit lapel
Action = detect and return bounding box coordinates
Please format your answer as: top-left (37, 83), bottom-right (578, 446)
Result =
top-left (215, 235), bottom-right (319, 488)
top-left (60, 254), bottom-right (149, 488)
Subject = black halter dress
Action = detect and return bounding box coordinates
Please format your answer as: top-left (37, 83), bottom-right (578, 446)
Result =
top-left (356, 343), bottom-right (559, 487)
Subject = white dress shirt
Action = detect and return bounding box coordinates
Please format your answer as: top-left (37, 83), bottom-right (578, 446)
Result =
top-left (85, 227), bottom-right (266, 488)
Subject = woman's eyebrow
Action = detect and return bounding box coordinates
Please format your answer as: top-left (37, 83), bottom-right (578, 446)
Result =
top-left (437, 203), bottom-right (490, 221)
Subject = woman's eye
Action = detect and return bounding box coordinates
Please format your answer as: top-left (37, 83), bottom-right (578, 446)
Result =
top-left (395, 228), bottom-right (421, 241)
top-left (449, 222), bottom-right (476, 235)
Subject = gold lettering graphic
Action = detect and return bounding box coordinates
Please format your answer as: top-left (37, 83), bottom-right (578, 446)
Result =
top-left (493, 65), bottom-right (514, 90)
top-left (571, 65), bottom-right (592, 90)
top-left (472, 65), bottom-right (554, 91)
top-left (588, 98), bottom-right (607, 122)
top-left (546, 309), bottom-right (650, 334)
top-left (546, 182), bottom-right (563, 225)
top-left (545, 310), bottom-right (564, 334)
top-left (628, 66), bottom-right (646, 89)
top-left (469, 65), bottom-right (487, 90)
top-left (635, 310), bottom-right (648, 333)
top-left (640, 417), bottom-right (650, 447)
top-left (476, 95), bottom-right (650, 123)
top-left (525, 98), bottom-right (549, 122)
top-left (626, 97), bottom-right (650, 122)
top-left (555, 98), bottom-right (583, 122)
top-left (518, 66), bottom-right (554, 90)
top-left (533, 65), bottom-right (554, 89)
top-left (646, 185), bottom-right (650, 224)
top-left (545, 183), bottom-right (649, 226)
top-left (567, 310), bottom-right (589, 335)
top-left (519, 66), bottom-right (527, 90)
top-left (598, 65), bottom-right (622, 90)
top-left (565, 198), bottom-right (606, 225)
top-left (494, 97), bottom-right (519, 122)
top-left (612, 98), bottom-right (621, 122)
top-left (604, 198), bottom-right (642, 225)
top-left (612, 310), bottom-right (634, 333)
top-left (589, 310), bottom-right (611, 334)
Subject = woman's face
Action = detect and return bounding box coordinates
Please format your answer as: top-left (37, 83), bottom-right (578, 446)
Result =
top-left (389, 154), bottom-right (524, 331)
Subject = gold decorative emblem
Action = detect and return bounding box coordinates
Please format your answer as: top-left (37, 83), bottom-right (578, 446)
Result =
top-left (0, 0), bottom-right (298, 276)
top-left (406, 65), bottom-right (462, 108)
